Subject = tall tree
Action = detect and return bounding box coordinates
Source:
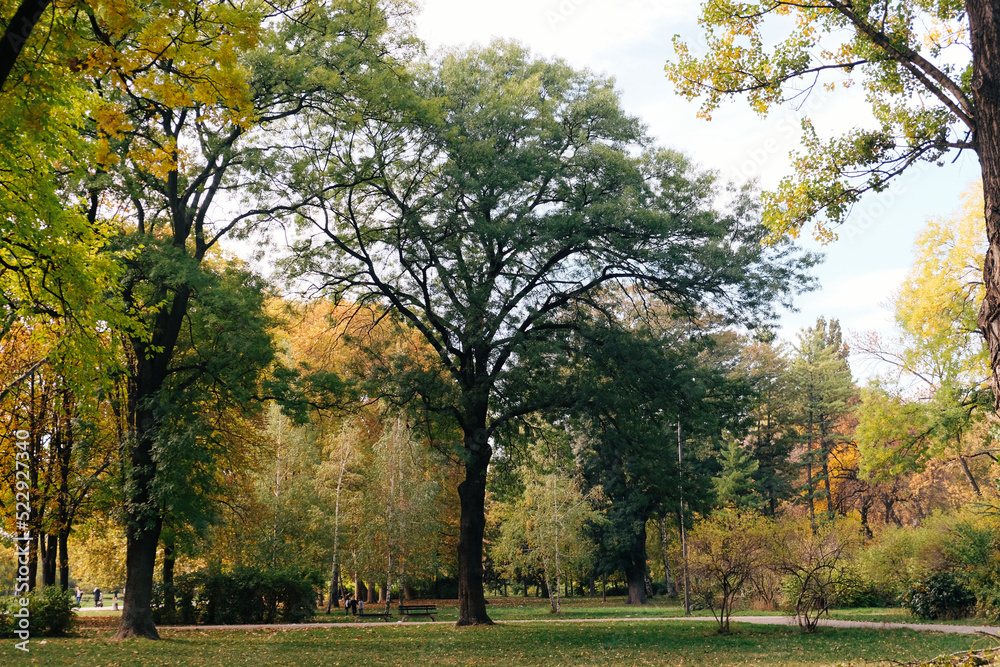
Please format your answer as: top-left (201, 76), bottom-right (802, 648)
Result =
top-left (283, 40), bottom-right (814, 624)
top-left (790, 318), bottom-right (856, 524)
top-left (741, 340), bottom-right (798, 515)
top-left (856, 183), bottom-right (996, 494)
top-left (69, 0), bottom-right (409, 639)
top-left (712, 439), bottom-right (761, 511)
top-left (565, 309), bottom-right (751, 606)
top-left (667, 0), bottom-right (1000, 406)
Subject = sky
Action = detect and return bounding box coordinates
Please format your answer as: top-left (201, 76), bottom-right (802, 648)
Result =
top-left (411, 0), bottom-right (982, 380)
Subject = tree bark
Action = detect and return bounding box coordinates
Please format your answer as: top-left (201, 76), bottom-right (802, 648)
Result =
top-left (162, 539), bottom-right (176, 621)
top-left (114, 405), bottom-right (169, 640)
top-left (57, 401), bottom-right (72, 591)
top-left (624, 523), bottom-right (648, 605)
top-left (115, 519), bottom-right (162, 639)
top-left (26, 534), bottom-right (37, 592)
top-left (42, 533), bottom-right (56, 586)
top-left (58, 528), bottom-right (69, 591)
top-left (969, 0), bottom-right (1000, 407)
top-left (456, 422), bottom-right (493, 625)
top-left (0, 0), bottom-right (52, 91)
top-left (821, 456), bottom-right (834, 518)
top-left (325, 562), bottom-right (340, 613)
top-left (658, 517), bottom-right (676, 597)
top-left (114, 277), bottom-right (192, 640)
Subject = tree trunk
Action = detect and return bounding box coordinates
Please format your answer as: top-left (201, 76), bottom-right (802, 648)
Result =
top-left (115, 279), bottom-right (192, 640)
top-left (57, 412), bottom-right (72, 592)
top-left (456, 423), bottom-right (493, 625)
top-left (658, 517), bottom-right (676, 597)
top-left (115, 406), bottom-right (168, 640)
top-left (624, 523), bottom-right (648, 605)
top-left (58, 526), bottom-right (69, 591)
top-left (806, 420), bottom-right (816, 527)
top-left (162, 539), bottom-right (176, 621)
top-left (957, 454), bottom-right (983, 496)
top-left (821, 456), bottom-right (834, 518)
top-left (42, 533), bottom-right (57, 586)
top-left (326, 563), bottom-right (341, 613)
top-left (0, 0), bottom-right (53, 91)
top-left (326, 450), bottom-right (348, 613)
top-left (543, 558), bottom-right (557, 613)
top-left (27, 533), bottom-right (38, 592)
top-left (114, 518), bottom-right (162, 640)
top-left (355, 576), bottom-right (367, 602)
top-left (970, 0), bottom-right (1000, 408)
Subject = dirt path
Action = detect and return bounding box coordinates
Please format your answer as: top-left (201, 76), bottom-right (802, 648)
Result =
top-left (154, 615), bottom-right (1000, 635)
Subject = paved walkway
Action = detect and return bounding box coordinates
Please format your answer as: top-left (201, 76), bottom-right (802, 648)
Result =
top-left (154, 615), bottom-right (1000, 635)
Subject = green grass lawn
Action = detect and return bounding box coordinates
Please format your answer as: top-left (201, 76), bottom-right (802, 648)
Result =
top-left (0, 599), bottom-right (996, 666)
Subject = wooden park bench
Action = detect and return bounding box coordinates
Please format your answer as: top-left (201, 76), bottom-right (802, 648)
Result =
top-left (398, 604), bottom-right (436, 621)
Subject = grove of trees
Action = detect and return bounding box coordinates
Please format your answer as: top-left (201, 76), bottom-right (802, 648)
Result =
top-left (2, 0), bottom-right (999, 647)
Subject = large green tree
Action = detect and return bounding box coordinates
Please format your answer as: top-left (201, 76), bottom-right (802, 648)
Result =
top-left (283, 41), bottom-right (814, 624)
top-left (667, 0), bottom-right (1000, 406)
top-left (69, 0), bottom-right (410, 638)
top-left (570, 322), bottom-right (736, 606)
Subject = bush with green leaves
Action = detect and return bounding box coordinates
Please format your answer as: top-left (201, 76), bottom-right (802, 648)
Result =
top-left (152, 565), bottom-right (321, 625)
top-left (943, 518), bottom-right (1000, 620)
top-left (904, 573), bottom-right (976, 620)
top-left (849, 520), bottom-right (952, 606)
top-left (0, 586), bottom-right (76, 637)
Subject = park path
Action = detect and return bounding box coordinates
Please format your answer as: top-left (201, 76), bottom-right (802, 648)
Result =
top-left (154, 615), bottom-right (1000, 636)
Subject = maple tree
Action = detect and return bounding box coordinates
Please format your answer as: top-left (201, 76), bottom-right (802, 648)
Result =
top-left (54, 0), bottom-right (414, 639)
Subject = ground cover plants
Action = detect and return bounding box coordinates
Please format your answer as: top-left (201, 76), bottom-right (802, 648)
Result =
top-left (0, 614), bottom-right (992, 667)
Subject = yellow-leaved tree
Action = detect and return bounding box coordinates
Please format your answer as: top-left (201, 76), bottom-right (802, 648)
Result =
top-left (856, 183), bottom-right (997, 499)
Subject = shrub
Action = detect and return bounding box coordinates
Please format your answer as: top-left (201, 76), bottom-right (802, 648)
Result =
top-left (0, 587), bottom-right (76, 637)
top-left (835, 578), bottom-right (897, 609)
top-left (904, 572), bottom-right (976, 620)
top-left (153, 565), bottom-right (321, 625)
top-left (944, 518), bottom-right (1000, 621)
top-left (688, 512), bottom-right (771, 634)
top-left (771, 517), bottom-right (860, 633)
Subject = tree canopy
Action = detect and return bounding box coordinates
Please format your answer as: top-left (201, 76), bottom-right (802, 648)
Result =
top-left (282, 39), bottom-right (814, 624)
top-left (667, 0), bottom-right (1000, 406)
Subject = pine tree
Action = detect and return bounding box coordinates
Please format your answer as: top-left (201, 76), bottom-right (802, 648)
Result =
top-left (712, 439), bottom-right (760, 512)
top-left (790, 318), bottom-right (856, 524)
